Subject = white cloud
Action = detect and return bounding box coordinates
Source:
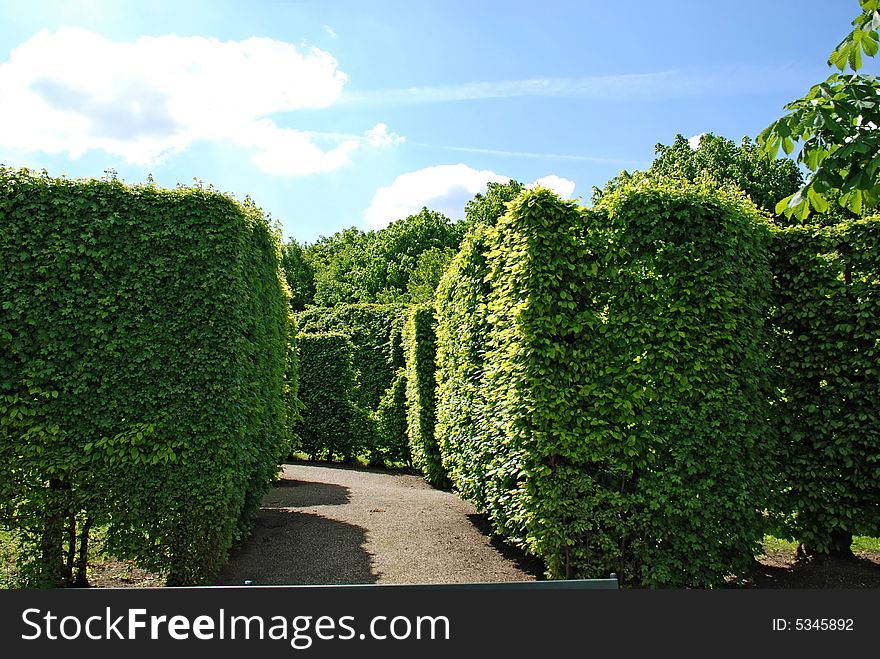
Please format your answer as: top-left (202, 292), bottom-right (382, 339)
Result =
top-left (364, 164), bottom-right (577, 229)
top-left (323, 25), bottom-right (338, 39)
top-left (0, 27), bottom-right (401, 175)
top-left (528, 175), bottom-right (576, 198)
top-left (240, 119), bottom-right (360, 177)
top-left (365, 164), bottom-right (508, 228)
top-left (365, 123), bottom-right (405, 148)
top-left (688, 133), bottom-right (706, 150)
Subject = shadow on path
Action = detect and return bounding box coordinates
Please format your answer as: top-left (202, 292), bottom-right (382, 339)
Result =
top-left (214, 509), bottom-right (376, 586)
top-left (262, 480), bottom-right (350, 508)
top-left (466, 513), bottom-right (545, 580)
top-left (735, 555), bottom-right (880, 589)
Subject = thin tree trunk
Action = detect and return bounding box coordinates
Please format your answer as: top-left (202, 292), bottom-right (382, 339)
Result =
top-left (74, 516), bottom-right (94, 587)
top-left (64, 513), bottom-right (77, 585)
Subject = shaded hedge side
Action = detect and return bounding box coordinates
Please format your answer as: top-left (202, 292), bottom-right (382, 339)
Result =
top-left (372, 368), bottom-right (409, 467)
top-left (403, 303), bottom-right (446, 486)
top-left (295, 304), bottom-right (406, 410)
top-left (770, 217), bottom-right (880, 554)
top-left (293, 333), bottom-right (358, 461)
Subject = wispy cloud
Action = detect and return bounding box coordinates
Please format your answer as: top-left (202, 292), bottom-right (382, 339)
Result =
top-left (340, 67), bottom-right (795, 108)
top-left (410, 142), bottom-right (645, 167)
top-left (323, 25), bottom-right (338, 39)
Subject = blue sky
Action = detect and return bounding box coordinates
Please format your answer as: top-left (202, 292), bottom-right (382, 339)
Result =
top-left (0, 0), bottom-right (868, 243)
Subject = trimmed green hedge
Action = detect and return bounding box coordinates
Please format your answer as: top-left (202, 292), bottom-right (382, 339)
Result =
top-left (403, 303), bottom-right (447, 486)
top-left (294, 333), bottom-right (358, 461)
top-left (769, 217), bottom-right (880, 554)
top-left (295, 304), bottom-right (406, 410)
top-left (437, 183), bottom-right (774, 587)
top-left (434, 227), bottom-right (494, 507)
top-left (371, 368), bottom-right (409, 466)
top-left (294, 304), bottom-right (408, 465)
top-left (0, 168), bottom-right (296, 586)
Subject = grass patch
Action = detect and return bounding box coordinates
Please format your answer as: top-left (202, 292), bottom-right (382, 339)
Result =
top-left (0, 524), bottom-right (163, 588)
top-left (0, 528), bottom-right (22, 589)
top-left (760, 535), bottom-right (880, 556)
top-left (853, 536), bottom-right (880, 553)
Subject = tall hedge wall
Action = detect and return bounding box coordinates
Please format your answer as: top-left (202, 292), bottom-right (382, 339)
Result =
top-left (294, 333), bottom-right (359, 461)
top-left (295, 304), bottom-right (406, 411)
top-left (434, 228), bottom-right (494, 507)
top-left (0, 168), bottom-right (296, 586)
top-left (403, 303), bottom-right (447, 487)
top-left (437, 184), bottom-right (774, 587)
top-left (770, 217), bottom-right (880, 554)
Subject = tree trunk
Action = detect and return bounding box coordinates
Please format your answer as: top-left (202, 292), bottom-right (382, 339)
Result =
top-left (74, 517), bottom-right (94, 587)
top-left (39, 479), bottom-right (68, 587)
top-left (797, 530), bottom-right (855, 561)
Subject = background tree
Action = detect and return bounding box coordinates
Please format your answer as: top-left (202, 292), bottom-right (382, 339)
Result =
top-left (306, 209), bottom-right (464, 306)
top-left (406, 246), bottom-right (457, 303)
top-left (594, 134), bottom-right (803, 218)
top-left (759, 0), bottom-right (880, 220)
top-left (280, 239), bottom-right (316, 310)
top-left (463, 179), bottom-right (525, 230)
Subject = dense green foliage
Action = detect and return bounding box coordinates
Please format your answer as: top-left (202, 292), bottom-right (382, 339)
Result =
top-left (596, 133), bottom-right (803, 218)
top-left (437, 184), bottom-right (774, 587)
top-left (0, 168), bottom-right (296, 586)
top-left (769, 217), bottom-right (880, 554)
top-left (462, 180), bottom-right (526, 231)
top-left (305, 209), bottom-right (464, 306)
top-left (759, 0), bottom-right (880, 219)
top-left (295, 304), bottom-right (406, 410)
top-left (432, 182), bottom-right (524, 498)
top-left (434, 227), bottom-right (494, 507)
top-left (403, 304), bottom-right (447, 487)
top-left (280, 239), bottom-right (316, 311)
top-left (405, 246), bottom-right (457, 303)
top-left (293, 333), bottom-right (358, 461)
top-left (294, 304), bottom-right (409, 465)
top-left (371, 368), bottom-right (410, 467)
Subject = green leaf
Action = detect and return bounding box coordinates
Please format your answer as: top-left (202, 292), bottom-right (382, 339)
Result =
top-left (776, 194), bottom-right (795, 216)
top-left (863, 31), bottom-right (879, 56)
top-left (807, 187), bottom-right (830, 213)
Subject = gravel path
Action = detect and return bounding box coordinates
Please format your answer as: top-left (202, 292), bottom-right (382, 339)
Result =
top-left (214, 463), bottom-right (541, 586)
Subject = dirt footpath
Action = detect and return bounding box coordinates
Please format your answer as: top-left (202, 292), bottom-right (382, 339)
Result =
top-left (214, 463), bottom-right (542, 586)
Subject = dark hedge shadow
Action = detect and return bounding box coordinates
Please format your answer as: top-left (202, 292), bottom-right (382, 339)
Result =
top-left (214, 510), bottom-right (377, 585)
top-left (733, 555), bottom-right (880, 589)
top-left (466, 513), bottom-right (545, 580)
top-left (263, 479), bottom-right (351, 508)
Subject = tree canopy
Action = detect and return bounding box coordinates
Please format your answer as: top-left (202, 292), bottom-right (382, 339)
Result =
top-left (292, 208), bottom-right (465, 307)
top-left (594, 133), bottom-right (803, 218)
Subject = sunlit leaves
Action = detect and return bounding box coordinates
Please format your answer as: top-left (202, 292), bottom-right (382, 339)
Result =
top-left (436, 183), bottom-right (773, 586)
top-left (760, 2), bottom-right (880, 220)
top-left (597, 134), bottom-right (803, 218)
